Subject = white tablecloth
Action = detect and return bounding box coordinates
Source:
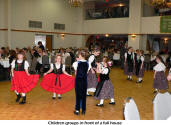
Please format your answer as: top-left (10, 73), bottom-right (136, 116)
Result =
top-left (0, 59), bottom-right (10, 68)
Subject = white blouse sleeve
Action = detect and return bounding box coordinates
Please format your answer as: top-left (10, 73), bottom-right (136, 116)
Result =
top-left (50, 63), bottom-right (54, 70)
top-left (62, 65), bottom-right (66, 72)
top-left (124, 53), bottom-right (127, 59)
top-left (72, 62), bottom-right (78, 71)
top-left (11, 60), bottom-right (16, 69)
top-left (132, 53), bottom-right (135, 60)
top-left (24, 61), bottom-right (29, 70)
top-left (101, 64), bottom-right (109, 75)
top-left (141, 56), bottom-right (144, 62)
top-left (88, 55), bottom-right (95, 64)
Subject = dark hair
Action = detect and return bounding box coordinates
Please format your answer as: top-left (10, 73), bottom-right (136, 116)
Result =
top-left (10, 50), bottom-right (16, 57)
top-left (38, 41), bottom-right (42, 45)
top-left (128, 47), bottom-right (132, 50)
top-left (23, 48), bottom-right (28, 52)
top-left (156, 55), bottom-right (165, 64)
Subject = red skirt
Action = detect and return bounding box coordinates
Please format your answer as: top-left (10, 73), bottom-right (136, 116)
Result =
top-left (40, 73), bottom-right (75, 94)
top-left (11, 71), bottom-right (39, 93)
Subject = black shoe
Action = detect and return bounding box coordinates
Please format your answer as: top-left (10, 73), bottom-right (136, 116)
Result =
top-left (96, 104), bottom-right (104, 107)
top-left (136, 80), bottom-right (142, 83)
top-left (127, 78), bottom-right (130, 80)
top-left (74, 111), bottom-right (80, 115)
top-left (129, 78), bottom-right (133, 81)
top-left (86, 94), bottom-right (92, 97)
top-left (82, 111), bottom-right (86, 115)
top-left (16, 94), bottom-right (21, 102)
top-left (19, 96), bottom-right (26, 104)
top-left (153, 91), bottom-right (158, 94)
top-left (109, 102), bottom-right (116, 105)
top-left (58, 97), bottom-right (62, 99)
top-left (52, 97), bottom-right (56, 100)
top-left (139, 80), bottom-right (143, 83)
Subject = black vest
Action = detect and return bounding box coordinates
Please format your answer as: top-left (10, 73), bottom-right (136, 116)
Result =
top-left (137, 56), bottom-right (143, 66)
top-left (99, 64), bottom-right (110, 81)
top-left (15, 60), bottom-right (25, 71)
top-left (136, 56), bottom-right (144, 75)
top-left (52, 64), bottom-right (63, 74)
top-left (76, 61), bottom-right (89, 79)
top-left (127, 52), bottom-right (134, 63)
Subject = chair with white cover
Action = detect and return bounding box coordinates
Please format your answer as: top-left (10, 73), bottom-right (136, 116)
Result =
top-left (123, 97), bottom-right (140, 120)
top-left (153, 92), bottom-right (171, 120)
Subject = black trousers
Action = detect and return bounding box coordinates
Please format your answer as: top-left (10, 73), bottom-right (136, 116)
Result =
top-left (75, 78), bottom-right (87, 112)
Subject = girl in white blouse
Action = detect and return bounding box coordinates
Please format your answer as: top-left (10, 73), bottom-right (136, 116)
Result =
top-left (40, 54), bottom-right (74, 99)
top-left (153, 55), bottom-right (168, 93)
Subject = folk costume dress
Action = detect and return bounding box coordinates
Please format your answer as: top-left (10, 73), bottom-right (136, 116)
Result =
top-left (73, 60), bottom-right (89, 113)
top-left (40, 63), bottom-right (75, 94)
top-left (124, 52), bottom-right (135, 76)
top-left (87, 54), bottom-right (98, 93)
top-left (135, 55), bottom-right (145, 81)
top-left (94, 63), bottom-right (115, 105)
top-left (11, 60), bottom-right (39, 93)
top-left (153, 62), bottom-right (168, 90)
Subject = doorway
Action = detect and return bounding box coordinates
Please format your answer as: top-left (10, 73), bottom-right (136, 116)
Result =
top-left (35, 34), bottom-right (53, 51)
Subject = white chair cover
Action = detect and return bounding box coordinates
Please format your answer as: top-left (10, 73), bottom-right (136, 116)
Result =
top-left (124, 97), bottom-right (140, 120)
top-left (167, 116), bottom-right (171, 120)
top-left (153, 92), bottom-right (171, 120)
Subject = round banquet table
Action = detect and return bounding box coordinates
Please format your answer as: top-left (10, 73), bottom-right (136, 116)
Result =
top-left (0, 59), bottom-right (10, 68)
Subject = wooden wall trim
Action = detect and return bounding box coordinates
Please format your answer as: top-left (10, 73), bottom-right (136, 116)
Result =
top-left (0, 28), bottom-right (8, 31)
top-left (1, 28), bottom-right (171, 35)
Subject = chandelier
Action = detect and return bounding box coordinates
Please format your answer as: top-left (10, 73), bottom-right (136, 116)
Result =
top-left (144, 0), bottom-right (169, 9)
top-left (68, 0), bottom-right (83, 7)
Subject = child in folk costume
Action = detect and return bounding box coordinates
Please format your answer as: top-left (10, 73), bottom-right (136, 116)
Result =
top-left (135, 50), bottom-right (145, 83)
top-left (167, 68), bottom-right (171, 81)
top-left (40, 54), bottom-right (74, 99)
top-left (87, 48), bottom-right (100, 96)
top-left (153, 55), bottom-right (168, 93)
top-left (124, 47), bottom-right (135, 81)
top-left (73, 50), bottom-right (89, 115)
top-left (94, 56), bottom-right (115, 107)
top-left (11, 51), bottom-right (39, 104)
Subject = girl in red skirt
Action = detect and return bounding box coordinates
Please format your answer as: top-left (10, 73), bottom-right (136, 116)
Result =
top-left (11, 51), bottom-right (39, 104)
top-left (40, 54), bottom-right (75, 99)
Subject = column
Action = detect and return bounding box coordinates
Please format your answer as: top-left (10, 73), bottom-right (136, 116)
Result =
top-left (140, 35), bottom-right (148, 51)
top-left (128, 0), bottom-right (143, 50)
top-left (7, 0), bottom-right (12, 48)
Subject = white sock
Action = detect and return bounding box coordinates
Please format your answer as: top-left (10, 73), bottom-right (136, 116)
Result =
top-left (100, 99), bottom-right (104, 104)
top-left (22, 93), bottom-right (26, 97)
top-left (130, 76), bottom-right (132, 79)
top-left (128, 76), bottom-right (130, 78)
top-left (53, 93), bottom-right (56, 97)
top-left (58, 94), bottom-right (61, 97)
top-left (87, 91), bottom-right (90, 95)
top-left (15, 90), bottom-right (19, 95)
top-left (111, 98), bottom-right (115, 103)
top-left (138, 78), bottom-right (142, 81)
